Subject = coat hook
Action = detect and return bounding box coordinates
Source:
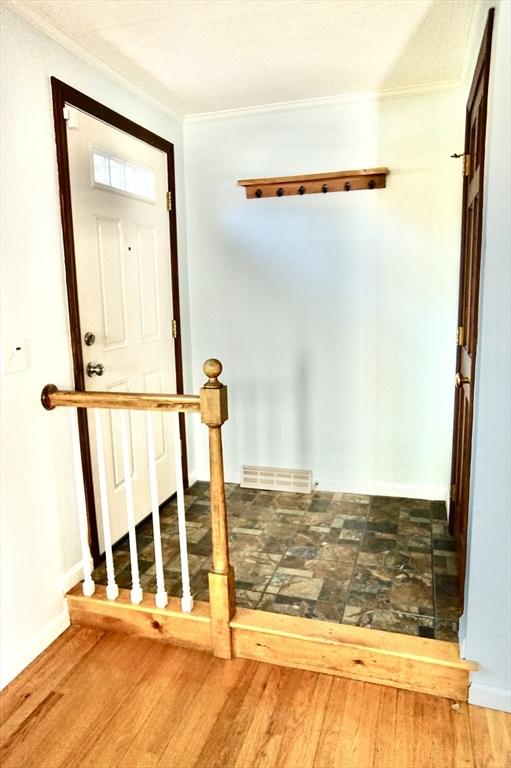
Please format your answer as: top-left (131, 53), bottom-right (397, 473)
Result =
top-left (322, 184), bottom-right (328, 193)
top-left (344, 181), bottom-right (351, 191)
top-left (255, 188), bottom-right (263, 198)
top-left (298, 186), bottom-right (306, 195)
top-left (368, 179), bottom-right (375, 189)
top-left (276, 187), bottom-right (284, 197)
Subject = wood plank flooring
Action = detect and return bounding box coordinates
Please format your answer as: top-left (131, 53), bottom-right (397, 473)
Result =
top-left (1, 627), bottom-right (509, 768)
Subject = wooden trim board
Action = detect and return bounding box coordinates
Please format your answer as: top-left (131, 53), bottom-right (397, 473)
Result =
top-left (231, 608), bottom-right (476, 702)
top-left (67, 585), bottom-right (212, 652)
top-left (67, 589), bottom-right (475, 701)
top-left (231, 608), bottom-right (471, 665)
top-left (238, 168), bottom-right (390, 185)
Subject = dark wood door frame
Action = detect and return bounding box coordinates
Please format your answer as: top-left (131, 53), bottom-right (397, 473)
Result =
top-left (448, 9), bottom-right (494, 612)
top-left (51, 77), bottom-right (188, 565)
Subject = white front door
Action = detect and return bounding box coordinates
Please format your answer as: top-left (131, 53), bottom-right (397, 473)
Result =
top-left (66, 107), bottom-right (177, 547)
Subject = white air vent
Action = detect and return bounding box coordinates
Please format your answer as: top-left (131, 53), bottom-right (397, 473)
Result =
top-left (241, 465), bottom-right (313, 494)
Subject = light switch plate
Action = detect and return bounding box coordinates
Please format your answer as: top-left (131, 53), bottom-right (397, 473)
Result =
top-left (3, 339), bottom-right (28, 374)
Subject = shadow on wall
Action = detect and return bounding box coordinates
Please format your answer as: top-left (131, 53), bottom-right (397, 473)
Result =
top-left (221, 183), bottom-right (378, 482)
top-left (188, 2), bottom-right (464, 493)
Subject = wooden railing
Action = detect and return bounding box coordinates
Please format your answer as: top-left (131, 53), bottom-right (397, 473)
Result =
top-left (41, 358), bottom-right (236, 658)
top-left (40, 358), bottom-right (477, 701)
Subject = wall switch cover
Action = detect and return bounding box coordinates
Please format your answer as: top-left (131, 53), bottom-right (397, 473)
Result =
top-left (3, 340), bottom-right (28, 374)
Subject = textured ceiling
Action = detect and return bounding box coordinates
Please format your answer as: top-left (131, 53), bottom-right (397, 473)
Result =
top-left (8, 0), bottom-right (475, 115)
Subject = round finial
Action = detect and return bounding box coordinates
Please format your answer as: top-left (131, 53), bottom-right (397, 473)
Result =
top-left (203, 358), bottom-right (223, 388)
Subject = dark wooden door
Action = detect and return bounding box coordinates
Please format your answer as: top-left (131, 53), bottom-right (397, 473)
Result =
top-left (449, 9), bottom-right (494, 612)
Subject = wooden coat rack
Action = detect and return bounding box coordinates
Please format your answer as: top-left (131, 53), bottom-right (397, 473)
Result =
top-left (238, 167), bottom-right (389, 199)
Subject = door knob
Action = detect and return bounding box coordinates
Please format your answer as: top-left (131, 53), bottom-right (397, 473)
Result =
top-left (455, 372), bottom-right (471, 388)
top-left (87, 362), bottom-right (104, 377)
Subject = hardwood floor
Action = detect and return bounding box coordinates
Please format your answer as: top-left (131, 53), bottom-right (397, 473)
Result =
top-left (1, 627), bottom-right (509, 768)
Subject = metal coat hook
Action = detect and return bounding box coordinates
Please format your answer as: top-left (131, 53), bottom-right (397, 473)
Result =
top-left (276, 187), bottom-right (284, 197)
top-left (255, 188), bottom-right (263, 198)
top-left (322, 184), bottom-right (328, 193)
top-left (368, 179), bottom-right (376, 189)
top-left (344, 181), bottom-right (351, 191)
top-left (298, 186), bottom-right (306, 195)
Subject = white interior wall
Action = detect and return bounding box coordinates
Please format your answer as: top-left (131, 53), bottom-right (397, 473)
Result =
top-left (184, 89), bottom-right (464, 498)
top-left (461, 0), bottom-right (511, 713)
top-left (0, 6), bottom-right (191, 687)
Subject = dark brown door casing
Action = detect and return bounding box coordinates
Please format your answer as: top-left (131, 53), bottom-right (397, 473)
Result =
top-left (449, 9), bottom-right (494, 612)
top-left (51, 78), bottom-right (188, 564)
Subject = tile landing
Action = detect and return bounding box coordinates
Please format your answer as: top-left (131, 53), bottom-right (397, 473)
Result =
top-left (92, 481), bottom-right (459, 641)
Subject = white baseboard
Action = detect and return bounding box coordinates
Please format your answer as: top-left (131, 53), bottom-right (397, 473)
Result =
top-left (469, 682), bottom-right (511, 713)
top-left (201, 473), bottom-right (447, 502)
top-left (314, 480), bottom-right (447, 502)
top-left (59, 560), bottom-right (91, 594)
top-left (1, 563), bottom-right (87, 690)
top-left (0, 607), bottom-right (70, 690)
top-left (187, 468), bottom-right (199, 488)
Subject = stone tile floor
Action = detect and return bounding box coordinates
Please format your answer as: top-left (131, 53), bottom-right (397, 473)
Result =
top-left (93, 481), bottom-right (459, 641)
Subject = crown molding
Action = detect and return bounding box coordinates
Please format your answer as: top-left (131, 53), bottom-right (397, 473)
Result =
top-left (5, 0), bottom-right (467, 127)
top-left (184, 79), bottom-right (462, 124)
top-left (3, 0), bottom-right (184, 124)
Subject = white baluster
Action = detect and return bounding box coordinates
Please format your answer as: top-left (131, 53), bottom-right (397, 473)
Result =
top-left (94, 409), bottom-right (119, 600)
top-left (119, 410), bottom-right (143, 604)
top-left (146, 412), bottom-right (168, 609)
top-left (70, 409), bottom-right (95, 597)
top-left (174, 412), bottom-right (193, 612)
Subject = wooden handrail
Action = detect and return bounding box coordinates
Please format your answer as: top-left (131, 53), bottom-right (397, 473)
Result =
top-left (41, 384), bottom-right (201, 413)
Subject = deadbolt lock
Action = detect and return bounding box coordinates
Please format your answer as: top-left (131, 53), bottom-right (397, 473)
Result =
top-left (84, 331), bottom-right (96, 346)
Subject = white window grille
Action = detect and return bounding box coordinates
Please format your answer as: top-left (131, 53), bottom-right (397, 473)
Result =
top-left (92, 148), bottom-right (156, 202)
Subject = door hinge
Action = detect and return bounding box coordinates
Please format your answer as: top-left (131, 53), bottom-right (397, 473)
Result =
top-left (456, 325), bottom-right (465, 346)
top-left (463, 154), bottom-right (471, 177)
top-left (171, 319), bottom-right (177, 339)
top-left (451, 483), bottom-right (456, 499)
top-left (166, 191), bottom-right (172, 211)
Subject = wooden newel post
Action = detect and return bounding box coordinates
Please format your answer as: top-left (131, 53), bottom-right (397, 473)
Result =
top-left (200, 359), bottom-right (236, 659)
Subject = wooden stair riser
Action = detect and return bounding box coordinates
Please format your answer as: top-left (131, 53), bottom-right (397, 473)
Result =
top-left (67, 588), bottom-right (474, 702)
